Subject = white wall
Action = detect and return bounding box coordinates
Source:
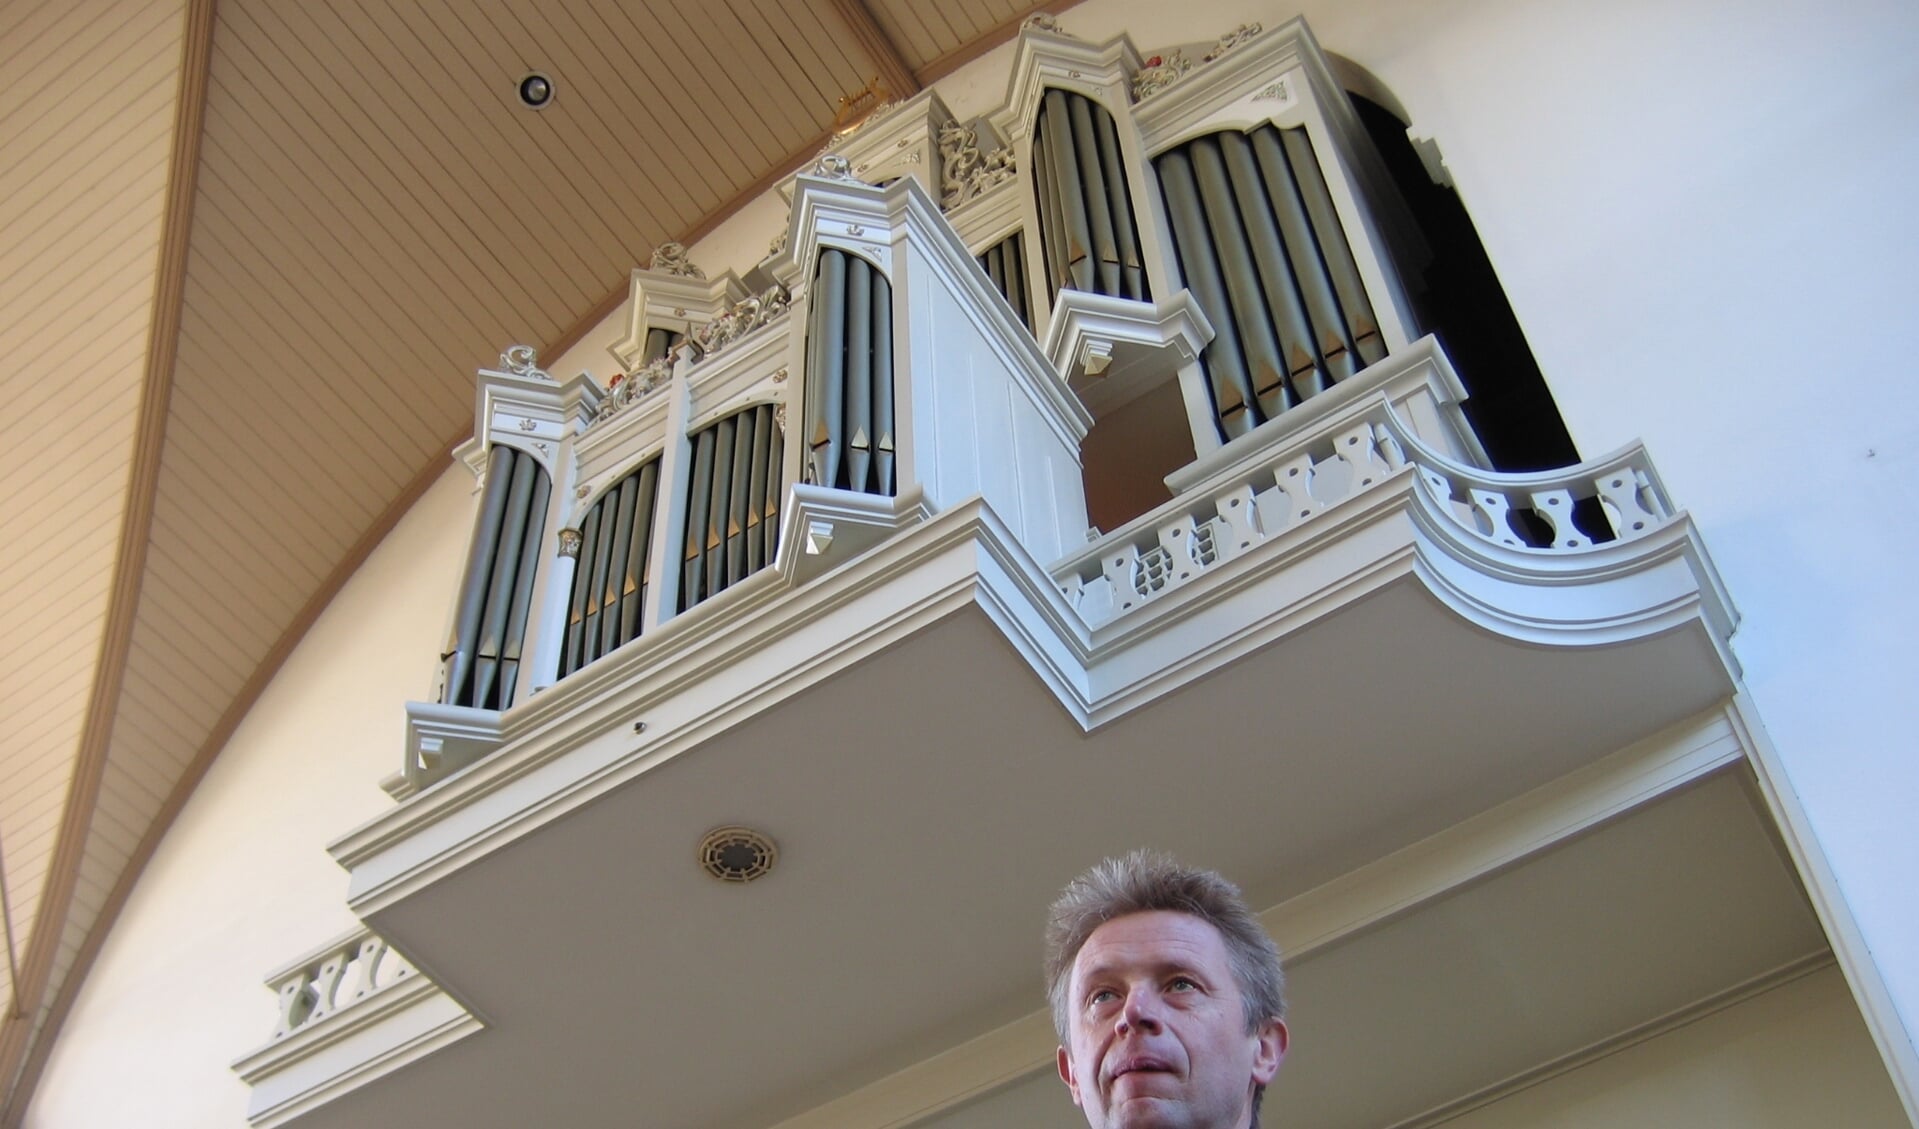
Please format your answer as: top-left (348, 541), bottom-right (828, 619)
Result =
top-left (25, 468), bottom-right (474, 1128)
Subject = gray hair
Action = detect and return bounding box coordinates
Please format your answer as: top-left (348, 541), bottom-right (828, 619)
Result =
top-left (1044, 849), bottom-right (1285, 1043)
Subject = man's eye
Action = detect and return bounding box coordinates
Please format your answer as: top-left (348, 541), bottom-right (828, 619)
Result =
top-left (1088, 988), bottom-right (1119, 1007)
top-left (1168, 976), bottom-right (1198, 992)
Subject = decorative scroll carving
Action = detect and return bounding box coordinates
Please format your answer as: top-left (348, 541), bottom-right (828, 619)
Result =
top-left (809, 154), bottom-right (861, 182)
top-left (268, 931), bottom-right (415, 1041)
top-left (691, 284), bottom-right (793, 359)
top-left (1132, 23), bottom-right (1265, 101)
top-left (499, 344), bottom-right (551, 381)
top-left (557, 528), bottom-right (583, 558)
top-left (591, 355), bottom-right (674, 427)
top-left (1202, 23), bottom-right (1262, 62)
top-left (1022, 13), bottom-right (1070, 35)
top-left (1131, 51), bottom-right (1192, 100)
top-left (937, 120), bottom-right (1018, 210)
top-left (648, 242), bottom-right (705, 279)
top-left (1253, 79), bottom-right (1292, 102)
top-left (767, 228), bottom-right (789, 259)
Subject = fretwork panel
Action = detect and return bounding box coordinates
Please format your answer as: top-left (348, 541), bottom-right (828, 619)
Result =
top-left (1031, 89), bottom-right (1149, 304)
top-left (560, 457), bottom-right (661, 678)
top-left (680, 403), bottom-right (782, 612)
top-left (804, 248), bottom-right (896, 495)
top-left (441, 444), bottom-right (549, 709)
top-left (1156, 125), bottom-right (1387, 440)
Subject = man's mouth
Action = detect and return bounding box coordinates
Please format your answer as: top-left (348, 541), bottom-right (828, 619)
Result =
top-left (1109, 1056), bottom-right (1174, 1083)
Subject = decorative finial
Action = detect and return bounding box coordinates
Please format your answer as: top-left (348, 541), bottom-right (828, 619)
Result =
top-left (1022, 13), bottom-right (1068, 35)
top-left (809, 153), bottom-right (860, 181)
top-left (648, 242), bottom-right (705, 279)
top-left (499, 344), bottom-right (552, 381)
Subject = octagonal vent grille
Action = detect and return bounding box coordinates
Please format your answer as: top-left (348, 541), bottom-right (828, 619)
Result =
top-left (698, 827), bottom-right (778, 883)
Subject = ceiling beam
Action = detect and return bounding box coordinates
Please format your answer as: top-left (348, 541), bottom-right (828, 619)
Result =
top-left (918, 0), bottom-right (1085, 86)
top-left (825, 0), bottom-right (920, 100)
top-left (0, 0), bottom-right (220, 1121)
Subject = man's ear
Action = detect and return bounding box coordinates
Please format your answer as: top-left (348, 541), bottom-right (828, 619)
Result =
top-left (1252, 1019), bottom-right (1289, 1086)
top-left (1058, 1046), bottom-right (1084, 1106)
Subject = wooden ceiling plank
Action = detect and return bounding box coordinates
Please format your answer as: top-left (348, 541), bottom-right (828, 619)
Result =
top-left (915, 0), bottom-right (1077, 86)
top-left (271, 0), bottom-right (607, 306)
top-left (0, 0), bottom-right (87, 78)
top-left (206, 22), bottom-right (572, 333)
top-left (824, 0), bottom-right (921, 98)
top-left (644, 1), bottom-right (806, 169)
top-left (189, 111), bottom-right (509, 403)
top-left (148, 412), bottom-right (356, 574)
top-left (0, 0), bottom-right (178, 160)
top-left (0, 176), bottom-right (169, 333)
top-left (448, 1), bottom-right (696, 266)
top-left (187, 156), bottom-right (473, 440)
top-left (140, 517), bottom-right (305, 658)
top-left (333, 0), bottom-right (635, 278)
top-left (569, 0), bottom-right (746, 203)
top-left (683, 1), bottom-right (818, 144)
top-left (5, 262), bottom-right (162, 413)
top-left (0, 0), bottom-right (213, 1106)
top-left (142, 501), bottom-right (313, 639)
top-left (168, 310), bottom-right (412, 526)
top-left (489, 0), bottom-right (710, 241)
top-left (1, 175), bottom-right (170, 343)
top-left (863, 0), bottom-right (936, 70)
top-left (595, 0), bottom-right (770, 182)
top-left (0, 67), bottom-right (174, 247)
top-left (182, 199), bottom-right (454, 464)
top-left (121, 582), bottom-right (270, 692)
top-left (0, 375), bottom-right (141, 492)
top-left (332, 0), bottom-right (647, 279)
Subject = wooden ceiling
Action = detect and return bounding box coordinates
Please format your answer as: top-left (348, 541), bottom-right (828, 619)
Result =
top-left (0, 0), bottom-right (1064, 1115)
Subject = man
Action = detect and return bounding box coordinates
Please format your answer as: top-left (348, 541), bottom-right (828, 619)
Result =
top-left (1046, 850), bottom-right (1289, 1129)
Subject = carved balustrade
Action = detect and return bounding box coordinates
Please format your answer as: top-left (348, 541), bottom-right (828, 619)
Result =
top-left (261, 929), bottom-right (414, 1041)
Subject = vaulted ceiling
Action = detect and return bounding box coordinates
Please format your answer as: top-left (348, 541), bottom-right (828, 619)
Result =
top-left (0, 0), bottom-right (1066, 1114)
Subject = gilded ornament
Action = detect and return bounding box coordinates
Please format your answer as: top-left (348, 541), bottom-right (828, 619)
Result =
top-left (558, 529), bottom-right (583, 558)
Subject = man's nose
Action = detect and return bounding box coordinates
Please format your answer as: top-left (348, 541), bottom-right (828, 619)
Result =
top-left (1116, 987), bottom-right (1164, 1034)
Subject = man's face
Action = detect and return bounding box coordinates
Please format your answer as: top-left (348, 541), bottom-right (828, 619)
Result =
top-left (1057, 911), bottom-right (1287, 1129)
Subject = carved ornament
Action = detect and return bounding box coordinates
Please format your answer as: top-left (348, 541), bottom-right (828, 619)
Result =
top-left (648, 242), bottom-right (705, 279)
top-left (937, 120), bottom-right (1018, 211)
top-left (691, 285), bottom-right (793, 360)
top-left (1131, 51), bottom-right (1193, 100)
top-left (809, 154), bottom-right (861, 182)
top-left (558, 529), bottom-right (583, 559)
top-left (499, 344), bottom-right (552, 381)
top-left (590, 354), bottom-right (674, 427)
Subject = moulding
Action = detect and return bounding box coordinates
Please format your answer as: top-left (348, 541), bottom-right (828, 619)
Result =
top-left (1041, 288), bottom-right (1213, 416)
top-left (231, 977), bottom-right (481, 1129)
top-left (944, 178), bottom-right (1025, 255)
top-left (333, 456), bottom-right (1740, 915)
top-left (988, 24), bottom-right (1142, 145)
top-left (758, 708), bottom-right (1750, 1129)
top-left (607, 268), bottom-right (748, 371)
top-left (778, 485), bottom-right (936, 588)
top-left (777, 89), bottom-right (956, 206)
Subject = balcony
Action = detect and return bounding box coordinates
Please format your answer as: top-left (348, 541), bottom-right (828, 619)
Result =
top-left (235, 19), bottom-right (1753, 1129)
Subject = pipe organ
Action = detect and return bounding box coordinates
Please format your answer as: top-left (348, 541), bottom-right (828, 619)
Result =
top-left (409, 17), bottom-right (1462, 792)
